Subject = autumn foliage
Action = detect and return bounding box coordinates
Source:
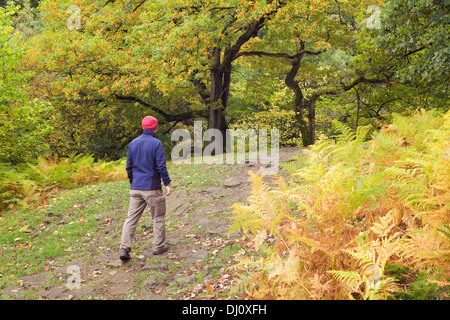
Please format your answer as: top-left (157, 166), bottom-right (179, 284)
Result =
top-left (228, 109), bottom-right (449, 299)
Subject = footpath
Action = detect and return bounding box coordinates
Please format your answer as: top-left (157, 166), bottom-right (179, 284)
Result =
top-left (2, 147), bottom-right (301, 300)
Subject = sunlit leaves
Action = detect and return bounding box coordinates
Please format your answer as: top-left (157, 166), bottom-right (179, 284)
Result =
top-left (0, 4), bottom-right (54, 165)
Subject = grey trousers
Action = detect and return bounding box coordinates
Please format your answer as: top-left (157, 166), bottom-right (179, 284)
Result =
top-left (120, 189), bottom-right (166, 252)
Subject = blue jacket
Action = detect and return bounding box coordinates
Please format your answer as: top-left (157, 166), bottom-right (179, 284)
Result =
top-left (126, 130), bottom-right (171, 190)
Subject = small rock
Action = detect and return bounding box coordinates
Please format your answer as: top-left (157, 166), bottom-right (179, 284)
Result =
top-left (228, 231), bottom-right (241, 239)
top-left (106, 259), bottom-right (123, 267)
top-left (142, 249), bottom-right (154, 258)
top-left (201, 187), bottom-right (226, 194)
top-left (60, 287), bottom-right (94, 299)
top-left (72, 287), bottom-right (94, 298)
top-left (207, 226), bottom-right (228, 236)
top-left (166, 235), bottom-right (181, 246)
top-left (187, 249), bottom-right (208, 263)
top-left (198, 218), bottom-right (215, 229)
top-left (19, 274), bottom-right (50, 290)
top-left (2, 286), bottom-right (21, 296)
top-left (166, 190), bottom-right (189, 214)
top-left (175, 275), bottom-right (196, 285)
top-left (143, 263), bottom-right (169, 271)
top-left (109, 270), bottom-right (132, 284)
top-left (144, 276), bottom-right (159, 288)
top-left (110, 283), bottom-right (130, 295)
top-left (39, 287), bottom-right (66, 299)
top-left (223, 177), bottom-right (242, 187)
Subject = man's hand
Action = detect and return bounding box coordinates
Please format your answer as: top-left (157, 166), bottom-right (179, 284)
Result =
top-left (165, 185), bottom-right (173, 196)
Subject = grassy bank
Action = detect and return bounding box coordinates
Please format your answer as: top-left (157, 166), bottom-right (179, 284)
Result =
top-left (0, 155), bottom-right (128, 212)
top-left (0, 159), bottom-right (242, 298)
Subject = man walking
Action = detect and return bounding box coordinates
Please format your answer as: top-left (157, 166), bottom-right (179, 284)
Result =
top-left (119, 116), bottom-right (173, 261)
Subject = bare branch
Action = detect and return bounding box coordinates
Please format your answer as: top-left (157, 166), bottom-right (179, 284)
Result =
top-left (114, 94), bottom-right (204, 122)
top-left (342, 76), bottom-right (396, 92)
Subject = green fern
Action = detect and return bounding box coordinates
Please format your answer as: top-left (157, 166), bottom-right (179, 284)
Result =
top-left (332, 120), bottom-right (356, 143)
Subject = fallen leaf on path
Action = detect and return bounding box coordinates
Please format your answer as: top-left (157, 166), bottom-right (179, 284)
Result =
top-left (19, 225), bottom-right (32, 233)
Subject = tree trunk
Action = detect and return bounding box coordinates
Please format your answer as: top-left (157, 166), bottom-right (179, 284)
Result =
top-left (308, 93), bottom-right (318, 145)
top-left (208, 16), bottom-right (268, 132)
top-left (355, 88), bottom-right (360, 130)
top-left (220, 64), bottom-right (232, 151)
top-left (208, 47), bottom-right (231, 153)
top-left (209, 47), bottom-right (222, 130)
top-left (285, 57), bottom-right (310, 147)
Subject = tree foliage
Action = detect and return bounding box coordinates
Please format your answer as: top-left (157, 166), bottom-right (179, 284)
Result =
top-left (16, 0), bottom-right (448, 157)
top-left (0, 3), bottom-right (52, 165)
top-left (376, 0), bottom-right (449, 89)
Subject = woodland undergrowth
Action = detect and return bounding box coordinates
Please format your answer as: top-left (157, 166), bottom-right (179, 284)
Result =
top-left (0, 154), bottom-right (127, 212)
top-left (228, 109), bottom-right (449, 300)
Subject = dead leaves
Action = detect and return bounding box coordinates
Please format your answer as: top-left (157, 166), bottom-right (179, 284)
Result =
top-left (169, 236), bottom-right (242, 300)
top-left (183, 273), bottom-right (235, 300)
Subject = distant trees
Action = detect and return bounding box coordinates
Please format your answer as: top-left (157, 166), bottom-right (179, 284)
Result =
top-left (9, 0), bottom-right (449, 159)
top-left (0, 3), bottom-right (52, 165)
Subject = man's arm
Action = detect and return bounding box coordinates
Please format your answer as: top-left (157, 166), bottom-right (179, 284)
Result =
top-left (126, 147), bottom-right (133, 185)
top-left (155, 141), bottom-right (172, 195)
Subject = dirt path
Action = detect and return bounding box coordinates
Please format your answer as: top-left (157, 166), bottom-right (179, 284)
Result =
top-left (7, 147), bottom-right (302, 300)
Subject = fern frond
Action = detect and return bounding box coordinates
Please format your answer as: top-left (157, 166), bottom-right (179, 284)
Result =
top-left (328, 270), bottom-right (363, 289)
top-left (332, 120), bottom-right (356, 143)
top-left (370, 211), bottom-right (395, 237)
top-left (229, 109), bottom-right (450, 300)
top-left (227, 203), bottom-right (263, 235)
top-left (342, 248), bottom-right (375, 270)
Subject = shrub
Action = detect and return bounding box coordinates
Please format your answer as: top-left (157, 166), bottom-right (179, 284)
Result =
top-left (0, 155), bottom-right (127, 212)
top-left (228, 109), bottom-right (449, 299)
top-left (229, 110), bottom-right (302, 147)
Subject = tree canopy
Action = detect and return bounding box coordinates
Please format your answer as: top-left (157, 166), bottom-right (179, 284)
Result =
top-left (0, 0), bottom-right (447, 159)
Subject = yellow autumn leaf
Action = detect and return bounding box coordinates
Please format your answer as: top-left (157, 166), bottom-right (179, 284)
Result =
top-left (19, 225), bottom-right (32, 233)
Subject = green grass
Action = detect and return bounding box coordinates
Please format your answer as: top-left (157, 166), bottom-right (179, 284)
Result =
top-left (0, 181), bottom-right (130, 289)
top-left (0, 159), bottom-right (239, 293)
top-left (167, 160), bottom-right (240, 193)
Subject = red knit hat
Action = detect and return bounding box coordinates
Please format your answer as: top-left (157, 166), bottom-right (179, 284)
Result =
top-left (142, 116), bottom-right (158, 131)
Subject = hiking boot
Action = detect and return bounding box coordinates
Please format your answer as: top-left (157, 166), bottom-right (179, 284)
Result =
top-left (119, 248), bottom-right (131, 261)
top-left (153, 244), bottom-right (169, 255)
